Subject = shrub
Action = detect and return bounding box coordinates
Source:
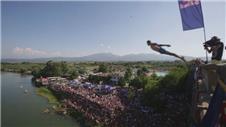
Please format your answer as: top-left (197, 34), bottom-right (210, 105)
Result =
top-left (19, 68), bottom-right (26, 74)
top-left (98, 64), bottom-right (108, 73)
top-left (141, 66), bottom-right (189, 110)
top-left (118, 78), bottom-right (127, 87)
top-left (158, 66), bottom-right (188, 92)
top-left (69, 70), bottom-right (79, 80)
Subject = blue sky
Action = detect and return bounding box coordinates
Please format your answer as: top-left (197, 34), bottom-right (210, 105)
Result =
top-left (1, 1), bottom-right (225, 59)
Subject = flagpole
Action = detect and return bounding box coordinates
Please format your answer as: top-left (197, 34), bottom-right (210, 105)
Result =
top-left (203, 27), bottom-right (208, 63)
top-left (201, 0), bottom-right (208, 63)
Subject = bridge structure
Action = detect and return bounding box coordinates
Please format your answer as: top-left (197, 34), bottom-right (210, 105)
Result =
top-left (192, 63), bottom-right (226, 127)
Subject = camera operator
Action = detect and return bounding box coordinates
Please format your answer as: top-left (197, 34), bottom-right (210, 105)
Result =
top-left (203, 36), bottom-right (224, 61)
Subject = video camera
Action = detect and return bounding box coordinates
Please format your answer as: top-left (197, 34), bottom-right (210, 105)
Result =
top-left (203, 36), bottom-right (220, 49)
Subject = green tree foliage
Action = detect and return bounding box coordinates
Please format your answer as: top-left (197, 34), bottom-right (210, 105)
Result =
top-left (19, 68), bottom-right (26, 74)
top-left (31, 66), bottom-right (42, 78)
top-left (10, 61), bottom-right (88, 78)
top-left (98, 64), bottom-right (108, 73)
top-left (130, 76), bottom-right (147, 89)
top-left (88, 75), bottom-right (100, 84)
top-left (118, 78), bottom-right (127, 87)
top-left (41, 61), bottom-right (60, 77)
top-left (158, 66), bottom-right (188, 92)
top-left (141, 66), bottom-right (189, 110)
top-left (117, 67), bottom-right (133, 87)
top-left (88, 75), bottom-right (111, 84)
top-left (137, 66), bottom-right (149, 77)
top-left (61, 61), bottom-right (69, 75)
top-left (1, 62), bottom-right (45, 74)
top-left (77, 66), bottom-right (87, 75)
top-left (38, 61), bottom-right (70, 77)
top-left (69, 70), bottom-right (79, 80)
top-left (124, 67), bottom-right (132, 81)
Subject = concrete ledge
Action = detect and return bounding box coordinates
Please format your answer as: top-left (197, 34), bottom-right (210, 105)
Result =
top-left (200, 63), bottom-right (226, 91)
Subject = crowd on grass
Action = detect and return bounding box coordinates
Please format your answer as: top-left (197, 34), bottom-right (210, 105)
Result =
top-left (45, 80), bottom-right (188, 127)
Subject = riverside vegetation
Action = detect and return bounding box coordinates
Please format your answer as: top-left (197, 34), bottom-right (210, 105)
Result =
top-left (36, 87), bottom-right (59, 104)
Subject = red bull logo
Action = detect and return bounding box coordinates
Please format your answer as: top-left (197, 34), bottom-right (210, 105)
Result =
top-left (179, 0), bottom-right (200, 9)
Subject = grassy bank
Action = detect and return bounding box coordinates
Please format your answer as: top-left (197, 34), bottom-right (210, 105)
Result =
top-left (36, 87), bottom-right (59, 104)
top-left (36, 87), bottom-right (95, 127)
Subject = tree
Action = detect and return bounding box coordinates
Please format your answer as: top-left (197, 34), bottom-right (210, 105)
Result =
top-left (130, 77), bottom-right (148, 89)
top-left (78, 66), bottom-right (87, 75)
top-left (40, 61), bottom-right (63, 77)
top-left (124, 67), bottom-right (132, 82)
top-left (88, 75), bottom-right (101, 84)
top-left (98, 64), bottom-right (108, 73)
top-left (61, 61), bottom-right (69, 75)
top-left (31, 66), bottom-right (42, 78)
top-left (137, 66), bottom-right (149, 77)
top-left (19, 68), bottom-right (26, 74)
top-left (158, 66), bottom-right (188, 91)
top-left (70, 70), bottom-right (79, 80)
top-left (118, 78), bottom-right (126, 87)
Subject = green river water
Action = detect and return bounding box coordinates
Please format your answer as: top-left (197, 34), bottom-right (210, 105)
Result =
top-left (2, 72), bottom-right (80, 127)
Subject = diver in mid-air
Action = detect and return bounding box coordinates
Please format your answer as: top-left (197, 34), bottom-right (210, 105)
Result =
top-left (147, 40), bottom-right (186, 62)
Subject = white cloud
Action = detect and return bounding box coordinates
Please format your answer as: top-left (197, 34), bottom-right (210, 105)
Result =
top-left (12, 47), bottom-right (62, 58)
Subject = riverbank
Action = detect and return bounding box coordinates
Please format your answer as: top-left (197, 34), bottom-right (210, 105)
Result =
top-left (36, 86), bottom-right (95, 127)
top-left (36, 87), bottom-right (59, 104)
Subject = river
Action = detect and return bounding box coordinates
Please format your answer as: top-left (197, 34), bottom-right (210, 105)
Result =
top-left (155, 71), bottom-right (168, 77)
top-left (1, 72), bottom-right (79, 127)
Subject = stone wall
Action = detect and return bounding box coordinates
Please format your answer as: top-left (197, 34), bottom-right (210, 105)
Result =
top-left (201, 63), bottom-right (226, 91)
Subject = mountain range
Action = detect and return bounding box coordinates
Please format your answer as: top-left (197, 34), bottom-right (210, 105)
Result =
top-left (2, 53), bottom-right (197, 63)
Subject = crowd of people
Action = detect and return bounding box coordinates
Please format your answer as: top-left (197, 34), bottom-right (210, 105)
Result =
top-left (45, 81), bottom-right (188, 127)
top-left (50, 84), bottom-right (130, 126)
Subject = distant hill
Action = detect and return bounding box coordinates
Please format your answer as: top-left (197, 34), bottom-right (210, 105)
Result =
top-left (2, 53), bottom-right (197, 63)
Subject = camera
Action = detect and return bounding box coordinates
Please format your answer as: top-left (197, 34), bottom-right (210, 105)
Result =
top-left (203, 40), bottom-right (215, 47)
top-left (203, 36), bottom-right (220, 48)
